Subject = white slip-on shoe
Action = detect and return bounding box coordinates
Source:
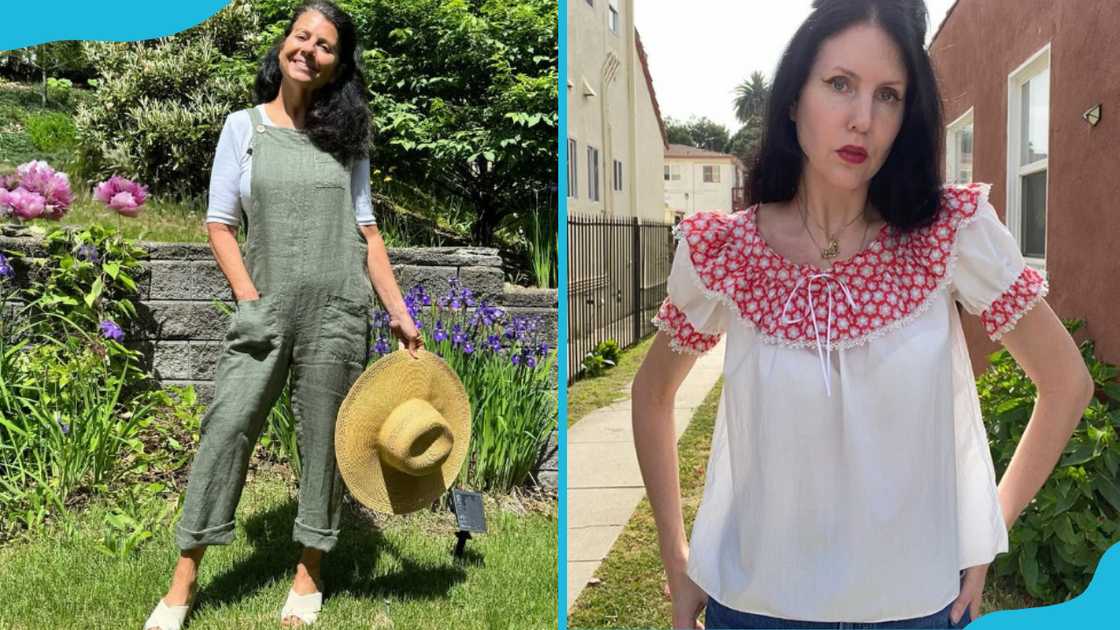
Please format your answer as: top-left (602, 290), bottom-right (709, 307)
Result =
top-left (142, 598), bottom-right (192, 630)
top-left (279, 589), bottom-right (322, 626)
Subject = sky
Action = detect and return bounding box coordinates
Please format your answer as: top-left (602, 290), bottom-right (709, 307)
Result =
top-left (634, 0), bottom-right (957, 133)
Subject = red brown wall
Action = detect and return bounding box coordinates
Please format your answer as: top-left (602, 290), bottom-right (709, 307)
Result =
top-left (929, 0), bottom-right (1120, 372)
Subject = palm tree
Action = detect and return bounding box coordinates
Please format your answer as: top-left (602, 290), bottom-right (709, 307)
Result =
top-left (733, 71), bottom-right (770, 125)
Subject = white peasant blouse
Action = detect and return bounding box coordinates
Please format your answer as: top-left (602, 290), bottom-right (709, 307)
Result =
top-left (651, 183), bottom-right (1048, 623)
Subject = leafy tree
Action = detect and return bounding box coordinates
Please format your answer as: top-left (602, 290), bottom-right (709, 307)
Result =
top-left (663, 115), bottom-right (730, 153)
top-left (74, 0), bottom-right (261, 197)
top-left (730, 70), bottom-right (770, 171)
top-left (733, 70), bottom-right (769, 125)
top-left (728, 122), bottom-right (763, 170)
top-left (349, 0), bottom-right (557, 245)
top-left (0, 43), bottom-right (88, 106)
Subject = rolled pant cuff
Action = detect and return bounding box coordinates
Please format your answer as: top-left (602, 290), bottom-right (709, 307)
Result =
top-left (293, 518), bottom-right (340, 552)
top-left (175, 520), bottom-right (236, 550)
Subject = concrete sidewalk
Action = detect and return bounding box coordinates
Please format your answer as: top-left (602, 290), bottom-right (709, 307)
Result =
top-left (566, 339), bottom-right (726, 611)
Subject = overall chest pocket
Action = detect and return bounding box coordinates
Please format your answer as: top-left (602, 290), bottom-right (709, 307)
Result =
top-left (312, 154), bottom-right (349, 189)
top-left (319, 294), bottom-right (370, 364)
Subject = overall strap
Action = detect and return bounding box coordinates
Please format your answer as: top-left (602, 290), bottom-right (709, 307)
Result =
top-left (247, 104), bottom-right (264, 128)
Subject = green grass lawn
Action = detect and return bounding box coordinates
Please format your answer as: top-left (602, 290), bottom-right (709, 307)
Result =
top-left (0, 469), bottom-right (557, 629)
top-left (568, 377), bottom-right (1037, 628)
top-left (566, 334), bottom-right (656, 427)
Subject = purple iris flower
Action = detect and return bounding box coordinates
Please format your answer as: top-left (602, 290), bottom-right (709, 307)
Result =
top-left (75, 244), bottom-right (100, 264)
top-left (433, 321), bottom-right (448, 342)
top-left (511, 354), bottom-right (521, 366)
top-left (463, 341), bottom-right (474, 354)
top-left (370, 311), bottom-right (389, 328)
top-left (0, 253), bottom-right (12, 279)
top-left (451, 323), bottom-right (466, 346)
top-left (374, 337), bottom-right (391, 354)
top-left (99, 320), bottom-right (124, 342)
top-left (537, 342), bottom-right (550, 356)
top-left (526, 355), bottom-right (537, 369)
top-left (487, 335), bottom-right (502, 353)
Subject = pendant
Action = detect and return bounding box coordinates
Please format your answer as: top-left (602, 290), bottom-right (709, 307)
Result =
top-left (822, 239), bottom-right (840, 259)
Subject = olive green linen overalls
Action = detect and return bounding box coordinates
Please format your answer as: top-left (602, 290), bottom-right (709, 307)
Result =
top-left (175, 107), bottom-right (372, 552)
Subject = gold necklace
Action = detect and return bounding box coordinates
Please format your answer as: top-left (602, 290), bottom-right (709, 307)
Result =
top-left (798, 193), bottom-right (867, 260)
top-left (802, 216), bottom-right (872, 267)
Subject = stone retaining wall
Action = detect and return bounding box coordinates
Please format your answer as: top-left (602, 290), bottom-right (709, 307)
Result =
top-left (0, 230), bottom-right (559, 487)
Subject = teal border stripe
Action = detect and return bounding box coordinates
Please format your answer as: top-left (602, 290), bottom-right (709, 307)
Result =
top-left (976, 541), bottom-right (1119, 628)
top-left (557, 1), bottom-right (569, 628)
top-left (0, 1), bottom-right (231, 50)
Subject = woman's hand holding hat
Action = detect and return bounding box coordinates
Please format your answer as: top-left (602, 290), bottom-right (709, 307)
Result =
top-left (389, 313), bottom-right (423, 358)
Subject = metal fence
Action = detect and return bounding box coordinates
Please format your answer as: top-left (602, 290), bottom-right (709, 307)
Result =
top-left (567, 213), bottom-right (675, 383)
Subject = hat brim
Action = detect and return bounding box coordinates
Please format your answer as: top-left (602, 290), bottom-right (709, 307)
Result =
top-left (335, 349), bottom-right (471, 514)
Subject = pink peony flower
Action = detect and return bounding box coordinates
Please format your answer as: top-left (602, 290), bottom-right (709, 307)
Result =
top-left (0, 187), bottom-right (47, 220)
top-left (93, 175), bottom-right (148, 217)
top-left (10, 161), bottom-right (72, 219)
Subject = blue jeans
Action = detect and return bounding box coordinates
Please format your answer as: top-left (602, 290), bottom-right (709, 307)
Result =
top-left (705, 573), bottom-right (973, 629)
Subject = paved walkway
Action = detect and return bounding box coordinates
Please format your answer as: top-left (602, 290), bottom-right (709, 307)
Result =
top-left (566, 339), bottom-right (726, 611)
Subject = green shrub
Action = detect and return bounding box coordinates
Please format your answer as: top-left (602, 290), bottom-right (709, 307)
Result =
top-left (0, 224), bottom-right (162, 542)
top-left (0, 130), bottom-right (36, 166)
top-left (74, 1), bottom-right (260, 199)
top-left (24, 111), bottom-right (76, 152)
top-left (977, 319), bottom-right (1120, 601)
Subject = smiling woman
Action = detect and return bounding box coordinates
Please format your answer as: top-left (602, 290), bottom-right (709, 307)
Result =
top-left (141, 2), bottom-right (425, 629)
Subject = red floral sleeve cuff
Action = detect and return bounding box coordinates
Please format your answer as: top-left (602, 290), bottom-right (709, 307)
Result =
top-left (652, 297), bottom-right (723, 354)
top-left (980, 266), bottom-right (1049, 341)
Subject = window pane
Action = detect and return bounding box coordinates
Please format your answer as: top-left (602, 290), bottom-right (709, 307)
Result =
top-left (1020, 68), bottom-right (1049, 165)
top-left (664, 165), bottom-right (670, 181)
top-left (568, 139), bottom-right (577, 198)
top-left (1021, 169), bottom-right (1046, 258)
top-left (953, 124), bottom-right (973, 184)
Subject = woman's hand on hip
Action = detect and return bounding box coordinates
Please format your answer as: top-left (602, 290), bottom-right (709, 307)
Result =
top-left (389, 314), bottom-right (423, 358)
top-left (667, 566), bottom-right (707, 629)
top-left (951, 563), bottom-right (989, 625)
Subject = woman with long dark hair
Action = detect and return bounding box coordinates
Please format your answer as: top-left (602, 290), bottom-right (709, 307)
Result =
top-left (144, 2), bottom-right (421, 628)
top-left (633, 1), bottom-right (1091, 628)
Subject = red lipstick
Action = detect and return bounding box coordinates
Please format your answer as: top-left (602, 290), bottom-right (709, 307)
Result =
top-left (837, 145), bottom-right (868, 164)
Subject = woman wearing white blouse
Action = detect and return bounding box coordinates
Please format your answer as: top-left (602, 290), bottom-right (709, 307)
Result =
top-left (633, 1), bottom-right (1093, 629)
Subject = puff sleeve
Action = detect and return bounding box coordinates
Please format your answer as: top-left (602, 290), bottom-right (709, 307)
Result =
top-left (651, 212), bottom-right (734, 354)
top-left (950, 185), bottom-right (1049, 341)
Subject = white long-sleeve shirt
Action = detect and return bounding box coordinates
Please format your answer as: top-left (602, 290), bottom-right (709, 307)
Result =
top-left (205, 104), bottom-right (376, 227)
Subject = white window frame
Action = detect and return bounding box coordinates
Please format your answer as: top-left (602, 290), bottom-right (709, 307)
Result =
top-left (608, 0), bottom-right (620, 33)
top-left (567, 138), bottom-right (578, 198)
top-left (613, 159), bottom-right (623, 191)
top-left (1005, 43), bottom-right (1050, 272)
top-left (664, 164), bottom-right (681, 182)
top-left (945, 107), bottom-right (974, 185)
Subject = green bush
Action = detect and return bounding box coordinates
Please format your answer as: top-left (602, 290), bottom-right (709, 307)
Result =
top-left (0, 224), bottom-right (160, 542)
top-left (977, 319), bottom-right (1120, 601)
top-left (74, 1), bottom-right (260, 199)
top-left (0, 130), bottom-right (36, 166)
top-left (24, 111), bottom-right (76, 152)
top-left (581, 339), bottom-right (620, 378)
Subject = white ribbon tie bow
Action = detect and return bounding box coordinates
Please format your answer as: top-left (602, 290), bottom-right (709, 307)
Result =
top-left (779, 272), bottom-right (858, 397)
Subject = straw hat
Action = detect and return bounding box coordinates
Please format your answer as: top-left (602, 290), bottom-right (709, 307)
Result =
top-left (335, 349), bottom-right (471, 514)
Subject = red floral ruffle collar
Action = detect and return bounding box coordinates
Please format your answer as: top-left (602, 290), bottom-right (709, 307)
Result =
top-left (673, 183), bottom-right (992, 350)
